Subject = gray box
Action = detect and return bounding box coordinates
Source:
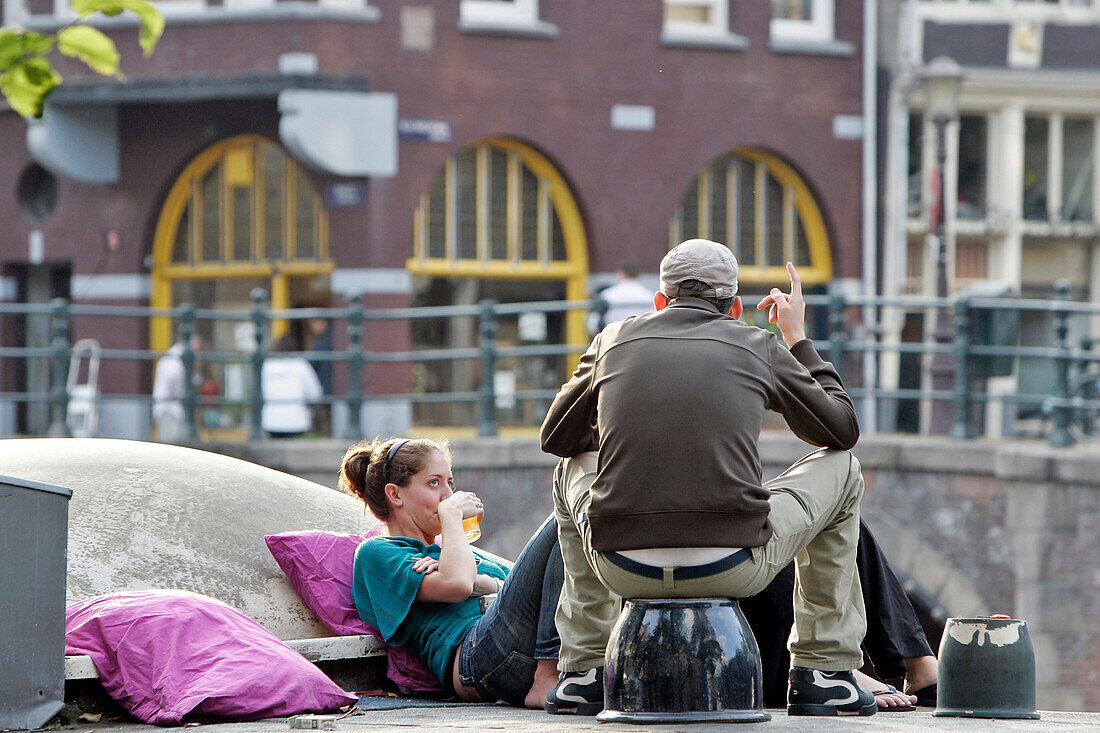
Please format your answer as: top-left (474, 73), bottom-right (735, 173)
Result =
top-left (0, 474), bottom-right (72, 730)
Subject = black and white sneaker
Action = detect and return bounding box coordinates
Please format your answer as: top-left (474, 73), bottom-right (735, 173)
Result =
top-left (544, 667), bottom-right (603, 715)
top-left (787, 668), bottom-right (877, 716)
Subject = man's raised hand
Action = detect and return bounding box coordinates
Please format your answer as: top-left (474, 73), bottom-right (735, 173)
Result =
top-left (756, 262), bottom-right (807, 347)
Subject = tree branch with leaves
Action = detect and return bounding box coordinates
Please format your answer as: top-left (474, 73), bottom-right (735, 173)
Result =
top-left (0, 0), bottom-right (164, 118)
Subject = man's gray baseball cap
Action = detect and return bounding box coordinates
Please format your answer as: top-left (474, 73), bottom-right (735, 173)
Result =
top-left (659, 238), bottom-right (739, 299)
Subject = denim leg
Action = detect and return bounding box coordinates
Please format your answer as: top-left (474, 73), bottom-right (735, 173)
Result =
top-left (459, 515), bottom-right (560, 705)
top-left (534, 539), bottom-right (564, 659)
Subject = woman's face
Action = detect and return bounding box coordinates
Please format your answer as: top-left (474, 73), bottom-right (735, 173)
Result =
top-left (393, 449), bottom-right (454, 541)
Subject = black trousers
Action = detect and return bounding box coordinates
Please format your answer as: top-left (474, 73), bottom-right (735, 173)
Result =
top-left (740, 519), bottom-right (934, 706)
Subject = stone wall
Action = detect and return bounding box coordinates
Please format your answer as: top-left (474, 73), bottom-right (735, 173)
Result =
top-left (241, 432), bottom-right (1100, 712)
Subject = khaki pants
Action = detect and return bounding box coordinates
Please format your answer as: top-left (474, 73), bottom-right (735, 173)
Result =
top-left (552, 448), bottom-right (867, 673)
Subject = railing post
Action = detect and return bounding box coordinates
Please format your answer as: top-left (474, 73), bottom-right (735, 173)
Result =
top-left (829, 293), bottom-right (845, 377)
top-left (478, 299), bottom-right (498, 438)
top-left (952, 297), bottom-right (971, 440)
top-left (46, 298), bottom-right (71, 437)
top-left (345, 294), bottom-right (364, 440)
top-left (250, 289), bottom-right (267, 442)
top-left (179, 304), bottom-right (199, 443)
top-left (594, 297), bottom-right (609, 333)
top-left (1050, 281), bottom-right (1074, 447)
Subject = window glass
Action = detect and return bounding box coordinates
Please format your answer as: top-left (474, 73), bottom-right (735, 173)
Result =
top-left (765, 176), bottom-right (785, 266)
top-left (490, 148), bottom-right (509, 260)
top-left (737, 159), bottom-right (756, 266)
top-left (664, 0), bottom-right (727, 35)
top-left (231, 186), bottom-right (252, 262)
top-left (1062, 117), bottom-right (1094, 222)
top-left (1024, 116), bottom-right (1050, 221)
top-left (173, 203), bottom-right (192, 264)
top-left (773, 0), bottom-right (812, 21)
top-left (551, 213), bottom-right (566, 261)
top-left (295, 168), bottom-right (316, 260)
top-left (263, 147), bottom-right (284, 263)
top-left (427, 174), bottom-right (447, 259)
top-left (457, 149), bottom-right (478, 260)
top-left (795, 215), bottom-right (810, 267)
top-left (521, 167), bottom-right (539, 262)
top-left (770, 0), bottom-right (832, 42)
top-left (201, 168), bottom-right (222, 263)
top-left (680, 180), bottom-right (700, 243)
top-left (709, 162), bottom-right (729, 247)
top-left (908, 113), bottom-right (923, 218)
top-left (957, 115), bottom-right (987, 220)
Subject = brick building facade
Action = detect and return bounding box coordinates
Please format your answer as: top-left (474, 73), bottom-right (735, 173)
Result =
top-left (1, 1), bottom-right (865, 438)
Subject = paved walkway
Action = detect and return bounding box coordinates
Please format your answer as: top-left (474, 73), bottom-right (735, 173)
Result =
top-left (78, 706), bottom-right (1094, 733)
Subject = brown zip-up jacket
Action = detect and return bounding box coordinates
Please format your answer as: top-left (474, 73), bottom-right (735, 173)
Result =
top-left (540, 297), bottom-right (859, 552)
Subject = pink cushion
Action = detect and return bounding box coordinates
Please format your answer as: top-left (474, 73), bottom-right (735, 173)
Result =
top-left (65, 590), bottom-right (357, 725)
top-left (264, 528), bottom-right (444, 694)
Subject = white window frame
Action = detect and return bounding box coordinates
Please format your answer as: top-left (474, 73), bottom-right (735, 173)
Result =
top-left (771, 0), bottom-right (835, 44)
top-left (460, 0), bottom-right (540, 28)
top-left (663, 0), bottom-right (729, 38)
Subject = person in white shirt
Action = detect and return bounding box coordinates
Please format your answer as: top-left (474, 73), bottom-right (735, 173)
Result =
top-left (152, 335), bottom-right (201, 443)
top-left (261, 332), bottom-right (323, 438)
top-left (587, 263), bottom-right (653, 334)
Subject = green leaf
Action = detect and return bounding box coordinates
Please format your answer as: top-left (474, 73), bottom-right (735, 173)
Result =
top-left (58, 25), bottom-right (122, 77)
top-left (71, 0), bottom-right (165, 56)
top-left (0, 57), bottom-right (62, 118)
top-left (0, 29), bottom-right (56, 69)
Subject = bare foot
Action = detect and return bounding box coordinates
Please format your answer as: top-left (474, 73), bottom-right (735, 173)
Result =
top-left (853, 669), bottom-right (917, 710)
top-left (902, 655), bottom-right (938, 696)
top-left (524, 659), bottom-right (560, 709)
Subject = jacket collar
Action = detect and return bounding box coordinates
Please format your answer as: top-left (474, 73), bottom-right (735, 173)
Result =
top-left (667, 296), bottom-right (725, 315)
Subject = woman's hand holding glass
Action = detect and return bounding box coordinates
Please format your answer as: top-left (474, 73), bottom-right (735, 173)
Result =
top-left (439, 490), bottom-right (484, 543)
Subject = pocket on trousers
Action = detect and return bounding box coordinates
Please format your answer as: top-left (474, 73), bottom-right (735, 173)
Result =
top-left (478, 650), bottom-right (536, 706)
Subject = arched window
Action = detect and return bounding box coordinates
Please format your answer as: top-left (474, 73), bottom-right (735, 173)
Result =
top-left (152, 135), bottom-right (332, 351)
top-left (670, 148), bottom-right (831, 286)
top-left (151, 136), bottom-right (332, 436)
top-left (409, 137), bottom-right (588, 431)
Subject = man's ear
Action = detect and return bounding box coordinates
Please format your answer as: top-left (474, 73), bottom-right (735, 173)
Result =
top-left (654, 292), bottom-right (668, 311)
top-left (729, 296), bottom-right (743, 319)
top-left (385, 482), bottom-right (403, 509)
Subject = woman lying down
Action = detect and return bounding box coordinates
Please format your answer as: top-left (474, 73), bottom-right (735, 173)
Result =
top-left (340, 437), bottom-right (562, 709)
top-left (340, 437), bottom-right (935, 712)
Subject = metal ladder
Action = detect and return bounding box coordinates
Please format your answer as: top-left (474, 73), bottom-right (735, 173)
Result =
top-left (66, 338), bottom-right (101, 437)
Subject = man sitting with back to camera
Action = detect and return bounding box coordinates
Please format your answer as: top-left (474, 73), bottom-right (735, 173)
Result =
top-left (540, 238), bottom-right (878, 717)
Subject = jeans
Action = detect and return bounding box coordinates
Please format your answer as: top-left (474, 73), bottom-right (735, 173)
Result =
top-left (457, 516), bottom-right (562, 706)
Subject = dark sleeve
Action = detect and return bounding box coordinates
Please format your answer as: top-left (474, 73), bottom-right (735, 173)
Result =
top-left (540, 333), bottom-right (601, 457)
top-left (768, 338), bottom-right (859, 450)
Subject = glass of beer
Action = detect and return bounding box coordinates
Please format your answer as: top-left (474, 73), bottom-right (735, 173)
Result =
top-left (463, 516), bottom-right (481, 543)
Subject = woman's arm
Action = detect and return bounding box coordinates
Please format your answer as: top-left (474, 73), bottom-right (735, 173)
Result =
top-left (415, 491), bottom-right (482, 603)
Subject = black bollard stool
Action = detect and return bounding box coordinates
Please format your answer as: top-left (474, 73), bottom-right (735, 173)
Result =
top-left (598, 598), bottom-right (771, 724)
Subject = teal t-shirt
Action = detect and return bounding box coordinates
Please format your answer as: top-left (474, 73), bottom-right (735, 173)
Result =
top-left (351, 536), bottom-right (509, 687)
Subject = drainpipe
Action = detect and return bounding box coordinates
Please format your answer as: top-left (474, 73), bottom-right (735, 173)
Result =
top-left (862, 0), bottom-right (878, 433)
top-left (880, 0), bottom-right (921, 432)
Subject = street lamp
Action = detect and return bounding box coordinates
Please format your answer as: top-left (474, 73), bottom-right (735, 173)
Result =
top-left (919, 55), bottom-right (964, 436)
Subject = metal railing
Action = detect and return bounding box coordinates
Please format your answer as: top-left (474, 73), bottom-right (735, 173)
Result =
top-left (2, 284), bottom-right (1098, 446)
